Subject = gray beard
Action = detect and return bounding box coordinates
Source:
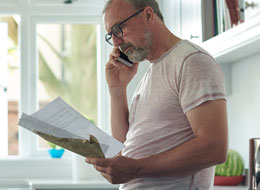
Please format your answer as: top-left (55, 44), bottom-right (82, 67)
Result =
top-left (126, 47), bottom-right (149, 62)
top-left (121, 32), bottom-right (153, 63)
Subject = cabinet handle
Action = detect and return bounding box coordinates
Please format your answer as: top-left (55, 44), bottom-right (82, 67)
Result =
top-left (64, 0), bottom-right (77, 4)
top-left (245, 1), bottom-right (257, 9)
top-left (190, 35), bottom-right (200, 39)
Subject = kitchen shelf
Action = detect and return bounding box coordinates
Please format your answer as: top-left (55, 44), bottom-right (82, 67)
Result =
top-left (201, 15), bottom-right (260, 64)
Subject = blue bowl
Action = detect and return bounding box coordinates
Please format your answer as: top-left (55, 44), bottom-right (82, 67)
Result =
top-left (48, 149), bottom-right (65, 158)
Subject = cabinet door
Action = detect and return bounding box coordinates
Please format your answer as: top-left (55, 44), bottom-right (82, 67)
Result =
top-left (181, 0), bottom-right (202, 44)
top-left (244, 0), bottom-right (260, 19)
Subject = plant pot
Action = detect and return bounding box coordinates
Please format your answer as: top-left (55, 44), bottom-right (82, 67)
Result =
top-left (214, 176), bottom-right (244, 186)
top-left (48, 148), bottom-right (65, 158)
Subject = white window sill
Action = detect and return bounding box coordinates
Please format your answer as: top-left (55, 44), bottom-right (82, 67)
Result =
top-left (0, 157), bottom-right (72, 179)
top-left (0, 179), bottom-right (118, 190)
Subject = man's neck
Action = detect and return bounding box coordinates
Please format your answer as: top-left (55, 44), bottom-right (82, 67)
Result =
top-left (147, 29), bottom-right (181, 63)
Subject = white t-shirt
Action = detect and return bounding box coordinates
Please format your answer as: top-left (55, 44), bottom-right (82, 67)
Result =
top-left (120, 40), bottom-right (226, 190)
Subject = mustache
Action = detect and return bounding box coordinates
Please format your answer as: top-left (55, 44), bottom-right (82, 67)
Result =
top-left (119, 43), bottom-right (134, 53)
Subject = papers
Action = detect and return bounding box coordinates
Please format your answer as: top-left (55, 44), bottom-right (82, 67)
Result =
top-left (18, 97), bottom-right (124, 158)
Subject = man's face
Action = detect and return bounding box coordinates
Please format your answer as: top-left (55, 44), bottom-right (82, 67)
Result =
top-left (104, 0), bottom-right (153, 62)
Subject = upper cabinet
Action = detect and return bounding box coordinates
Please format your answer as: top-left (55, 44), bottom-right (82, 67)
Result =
top-left (201, 14), bottom-right (260, 64)
top-left (161, 0), bottom-right (203, 44)
top-left (163, 0), bottom-right (260, 64)
top-left (201, 0), bottom-right (260, 64)
top-left (181, 0), bottom-right (203, 44)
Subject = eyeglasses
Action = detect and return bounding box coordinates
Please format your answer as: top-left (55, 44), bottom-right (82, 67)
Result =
top-left (105, 9), bottom-right (144, 46)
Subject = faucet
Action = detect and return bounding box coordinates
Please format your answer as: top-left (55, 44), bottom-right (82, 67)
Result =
top-left (249, 138), bottom-right (260, 190)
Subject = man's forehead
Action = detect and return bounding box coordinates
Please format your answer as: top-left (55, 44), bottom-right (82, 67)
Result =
top-left (104, 0), bottom-right (135, 31)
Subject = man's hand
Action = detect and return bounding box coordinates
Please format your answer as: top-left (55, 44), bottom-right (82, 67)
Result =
top-left (85, 155), bottom-right (140, 184)
top-left (106, 48), bottom-right (139, 88)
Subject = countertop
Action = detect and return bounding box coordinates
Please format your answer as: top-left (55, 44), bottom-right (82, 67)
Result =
top-left (29, 179), bottom-right (119, 190)
top-left (0, 179), bottom-right (248, 190)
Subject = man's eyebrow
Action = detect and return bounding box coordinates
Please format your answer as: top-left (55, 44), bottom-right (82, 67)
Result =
top-left (107, 21), bottom-right (120, 33)
top-left (111, 21), bottom-right (121, 27)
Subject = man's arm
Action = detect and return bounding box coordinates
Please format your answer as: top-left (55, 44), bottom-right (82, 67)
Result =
top-left (105, 48), bottom-right (139, 143)
top-left (86, 99), bottom-right (228, 184)
top-left (109, 86), bottom-right (129, 143)
top-left (137, 99), bottom-right (228, 177)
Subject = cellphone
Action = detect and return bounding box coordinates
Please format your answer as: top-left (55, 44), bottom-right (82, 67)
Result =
top-left (117, 51), bottom-right (133, 67)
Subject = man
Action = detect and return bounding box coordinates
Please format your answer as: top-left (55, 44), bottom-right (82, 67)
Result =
top-left (86, 0), bottom-right (228, 189)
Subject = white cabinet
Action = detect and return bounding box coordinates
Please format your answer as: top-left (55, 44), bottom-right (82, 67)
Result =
top-left (168, 0), bottom-right (260, 65)
top-left (180, 0), bottom-right (203, 44)
top-left (161, 0), bottom-right (203, 44)
top-left (176, 0), bottom-right (260, 52)
top-left (201, 14), bottom-right (260, 64)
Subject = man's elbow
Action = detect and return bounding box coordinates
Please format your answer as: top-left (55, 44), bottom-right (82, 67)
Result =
top-left (213, 144), bottom-right (228, 165)
top-left (216, 151), bottom-right (228, 165)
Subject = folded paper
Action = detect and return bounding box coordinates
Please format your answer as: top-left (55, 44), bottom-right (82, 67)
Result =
top-left (18, 97), bottom-right (124, 158)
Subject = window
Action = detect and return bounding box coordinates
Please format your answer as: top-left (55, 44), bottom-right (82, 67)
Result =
top-left (0, 0), bottom-right (110, 178)
top-left (0, 16), bottom-right (20, 157)
top-left (36, 23), bottom-right (98, 150)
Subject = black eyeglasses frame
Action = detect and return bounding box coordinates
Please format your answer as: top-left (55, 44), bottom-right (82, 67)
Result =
top-left (105, 8), bottom-right (145, 46)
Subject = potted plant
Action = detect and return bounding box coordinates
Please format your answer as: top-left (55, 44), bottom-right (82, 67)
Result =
top-left (48, 142), bottom-right (65, 158)
top-left (214, 149), bottom-right (244, 186)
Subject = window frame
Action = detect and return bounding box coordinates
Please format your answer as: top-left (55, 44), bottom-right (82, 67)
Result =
top-left (0, 0), bottom-right (20, 6)
top-left (30, 17), bottom-right (108, 157)
top-left (29, 0), bottom-right (104, 6)
top-left (0, 0), bottom-right (111, 178)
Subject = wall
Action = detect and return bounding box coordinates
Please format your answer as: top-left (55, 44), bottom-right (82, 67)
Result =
top-left (226, 52), bottom-right (260, 168)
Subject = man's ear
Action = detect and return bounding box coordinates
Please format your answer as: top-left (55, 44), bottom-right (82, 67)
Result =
top-left (143, 7), bottom-right (154, 25)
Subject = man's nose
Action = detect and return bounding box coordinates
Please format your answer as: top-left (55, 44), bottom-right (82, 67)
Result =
top-left (112, 35), bottom-right (123, 47)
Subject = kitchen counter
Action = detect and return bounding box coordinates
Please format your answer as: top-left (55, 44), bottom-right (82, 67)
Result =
top-left (0, 179), bottom-right (248, 190)
top-left (29, 179), bottom-right (119, 190)
top-left (0, 179), bottom-right (118, 190)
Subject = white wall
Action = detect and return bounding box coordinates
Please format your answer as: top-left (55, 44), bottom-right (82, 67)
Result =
top-left (226, 52), bottom-right (260, 168)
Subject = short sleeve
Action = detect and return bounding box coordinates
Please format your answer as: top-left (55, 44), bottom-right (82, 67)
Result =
top-left (178, 52), bottom-right (226, 113)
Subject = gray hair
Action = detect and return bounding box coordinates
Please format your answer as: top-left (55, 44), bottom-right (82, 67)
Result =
top-left (103, 0), bottom-right (164, 22)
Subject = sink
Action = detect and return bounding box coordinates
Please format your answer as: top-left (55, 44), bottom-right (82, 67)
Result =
top-left (0, 179), bottom-right (30, 189)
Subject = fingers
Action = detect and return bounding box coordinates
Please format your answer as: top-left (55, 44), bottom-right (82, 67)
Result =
top-left (107, 56), bottom-right (122, 68)
top-left (94, 165), bottom-right (107, 173)
top-left (108, 48), bottom-right (120, 63)
top-left (111, 47), bottom-right (120, 57)
top-left (86, 157), bottom-right (110, 167)
top-left (86, 157), bottom-right (114, 183)
top-left (107, 49), bottom-right (123, 68)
